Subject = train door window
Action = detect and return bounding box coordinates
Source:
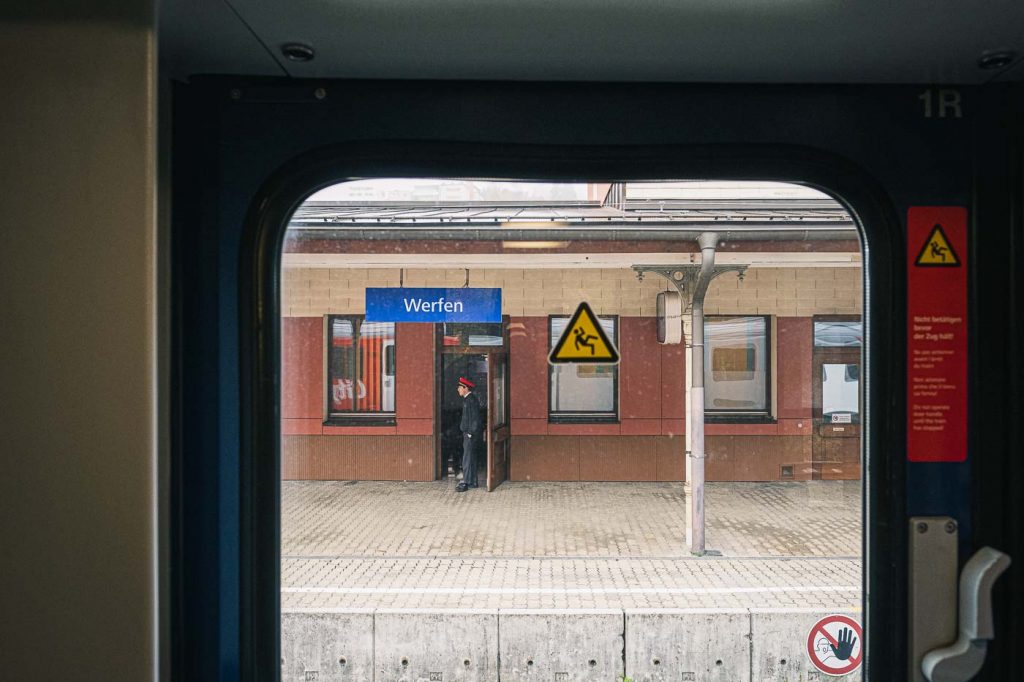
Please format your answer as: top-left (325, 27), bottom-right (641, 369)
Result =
top-left (279, 179), bottom-right (866, 681)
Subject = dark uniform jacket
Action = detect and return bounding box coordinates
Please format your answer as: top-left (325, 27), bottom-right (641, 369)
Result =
top-left (460, 391), bottom-right (482, 436)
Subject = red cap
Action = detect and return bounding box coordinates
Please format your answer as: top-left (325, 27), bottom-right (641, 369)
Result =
top-left (458, 377), bottom-right (475, 389)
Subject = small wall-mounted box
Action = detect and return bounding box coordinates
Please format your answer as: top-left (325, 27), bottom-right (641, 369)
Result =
top-left (656, 290), bottom-right (683, 344)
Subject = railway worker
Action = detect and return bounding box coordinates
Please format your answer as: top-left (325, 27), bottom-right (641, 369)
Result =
top-left (455, 377), bottom-right (482, 492)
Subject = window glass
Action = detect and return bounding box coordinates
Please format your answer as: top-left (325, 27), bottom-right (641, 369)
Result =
top-left (814, 320), bottom-right (862, 347)
top-left (705, 316), bottom-right (768, 412)
top-left (822, 362), bottom-right (860, 423)
top-left (442, 322), bottom-right (504, 348)
top-left (549, 316), bottom-right (617, 419)
top-left (328, 316), bottom-right (396, 416)
top-left (492, 357), bottom-right (507, 428)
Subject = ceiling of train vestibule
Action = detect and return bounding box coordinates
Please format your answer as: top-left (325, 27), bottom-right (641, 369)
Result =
top-left (160, 0), bottom-right (1024, 83)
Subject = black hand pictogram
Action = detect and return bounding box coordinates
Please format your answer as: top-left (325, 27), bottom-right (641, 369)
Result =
top-left (830, 627), bottom-right (856, 661)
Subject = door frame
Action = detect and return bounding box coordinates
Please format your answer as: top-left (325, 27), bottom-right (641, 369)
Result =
top-left (812, 347), bottom-right (862, 479)
top-left (174, 77), bottom-right (938, 675)
top-left (811, 315), bottom-right (863, 480)
top-left (486, 348), bottom-right (510, 491)
top-left (435, 318), bottom-right (511, 481)
top-left (237, 144), bottom-right (901, 680)
top-left (238, 142), bottom-right (900, 678)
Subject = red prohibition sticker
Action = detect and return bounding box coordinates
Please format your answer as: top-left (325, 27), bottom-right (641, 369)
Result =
top-left (907, 207), bottom-right (968, 462)
top-left (806, 614), bottom-right (863, 676)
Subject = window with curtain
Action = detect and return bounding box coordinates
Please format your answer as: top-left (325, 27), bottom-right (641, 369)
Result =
top-left (704, 315), bottom-right (769, 416)
top-left (326, 315), bottom-right (396, 422)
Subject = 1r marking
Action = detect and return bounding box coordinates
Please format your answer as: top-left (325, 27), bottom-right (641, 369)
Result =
top-left (918, 88), bottom-right (962, 118)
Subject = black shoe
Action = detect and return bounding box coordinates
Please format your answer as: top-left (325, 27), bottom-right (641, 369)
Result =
top-left (455, 483), bottom-right (468, 492)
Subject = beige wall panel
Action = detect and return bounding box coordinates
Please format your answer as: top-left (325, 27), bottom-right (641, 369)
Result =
top-left (283, 266), bottom-right (862, 318)
top-left (1, 19), bottom-right (157, 680)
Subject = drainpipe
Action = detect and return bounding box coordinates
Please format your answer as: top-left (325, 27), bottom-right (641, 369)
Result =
top-left (689, 232), bottom-right (718, 555)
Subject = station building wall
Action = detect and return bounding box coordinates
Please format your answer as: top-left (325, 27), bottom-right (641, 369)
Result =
top-left (281, 266), bottom-right (862, 482)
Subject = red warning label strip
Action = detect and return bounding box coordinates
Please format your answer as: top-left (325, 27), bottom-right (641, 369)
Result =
top-left (907, 207), bottom-right (968, 462)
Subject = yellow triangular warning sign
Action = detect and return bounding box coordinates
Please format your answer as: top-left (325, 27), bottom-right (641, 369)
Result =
top-left (549, 302), bottom-right (620, 364)
top-left (915, 223), bottom-right (960, 267)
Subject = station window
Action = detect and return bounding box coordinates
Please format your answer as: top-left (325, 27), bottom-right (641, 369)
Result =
top-left (548, 315), bottom-right (618, 422)
top-left (814, 319), bottom-right (862, 347)
top-left (704, 315), bottom-right (770, 420)
top-left (325, 315), bottom-right (396, 424)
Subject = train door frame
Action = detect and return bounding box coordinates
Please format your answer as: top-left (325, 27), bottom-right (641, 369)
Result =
top-left (234, 141), bottom-right (897, 679)
top-left (171, 79), bottom-right (1023, 681)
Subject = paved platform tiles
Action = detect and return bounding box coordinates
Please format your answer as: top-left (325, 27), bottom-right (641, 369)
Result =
top-left (283, 480), bottom-right (861, 558)
top-left (282, 556), bottom-right (860, 610)
top-left (282, 480), bottom-right (862, 612)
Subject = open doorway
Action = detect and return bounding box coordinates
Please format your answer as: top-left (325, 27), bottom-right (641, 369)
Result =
top-left (438, 320), bottom-right (511, 491)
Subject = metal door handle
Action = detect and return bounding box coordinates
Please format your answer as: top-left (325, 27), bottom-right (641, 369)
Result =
top-left (921, 546), bottom-right (1011, 681)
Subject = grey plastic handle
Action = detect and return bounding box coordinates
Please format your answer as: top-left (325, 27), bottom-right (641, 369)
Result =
top-left (922, 547), bottom-right (1011, 682)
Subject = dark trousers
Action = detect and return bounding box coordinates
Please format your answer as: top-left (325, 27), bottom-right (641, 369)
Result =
top-left (461, 433), bottom-right (478, 487)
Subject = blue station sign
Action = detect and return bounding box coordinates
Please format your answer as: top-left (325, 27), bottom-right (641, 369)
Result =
top-left (365, 287), bottom-right (502, 323)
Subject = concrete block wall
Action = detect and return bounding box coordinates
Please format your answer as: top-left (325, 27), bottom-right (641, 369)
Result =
top-left (282, 267), bottom-right (863, 318)
top-left (281, 608), bottom-right (863, 681)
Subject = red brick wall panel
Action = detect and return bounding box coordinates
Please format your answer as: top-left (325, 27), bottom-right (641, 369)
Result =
top-left (579, 437), bottom-right (658, 481)
top-left (620, 317), bottom-right (662, 419)
top-left (282, 317), bottom-right (323, 419)
top-left (778, 418), bottom-right (813, 436)
top-left (282, 435), bottom-right (433, 481)
top-left (395, 323), bottom-right (434, 420)
top-left (282, 419), bottom-right (323, 435)
top-left (621, 419), bottom-right (661, 435)
top-left (396, 418), bottom-right (433, 435)
top-left (777, 317), bottom-right (813, 419)
top-left (706, 423), bottom-right (779, 436)
top-left (660, 335), bottom-right (686, 420)
top-left (323, 425), bottom-right (397, 436)
top-left (705, 435), bottom-right (817, 481)
top-left (510, 436), bottom-right (580, 481)
top-left (511, 418), bottom-right (548, 435)
top-left (656, 437), bottom-right (686, 481)
top-left (662, 419), bottom-right (686, 436)
top-left (548, 423), bottom-right (620, 436)
top-left (510, 317), bottom-right (548, 419)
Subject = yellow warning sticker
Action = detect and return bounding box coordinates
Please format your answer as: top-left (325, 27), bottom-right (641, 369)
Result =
top-left (915, 223), bottom-right (961, 267)
top-left (549, 302), bottom-right (620, 364)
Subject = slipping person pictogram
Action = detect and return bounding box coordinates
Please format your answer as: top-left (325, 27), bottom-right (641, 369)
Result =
top-left (573, 327), bottom-right (597, 355)
top-left (915, 223), bottom-right (960, 267)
